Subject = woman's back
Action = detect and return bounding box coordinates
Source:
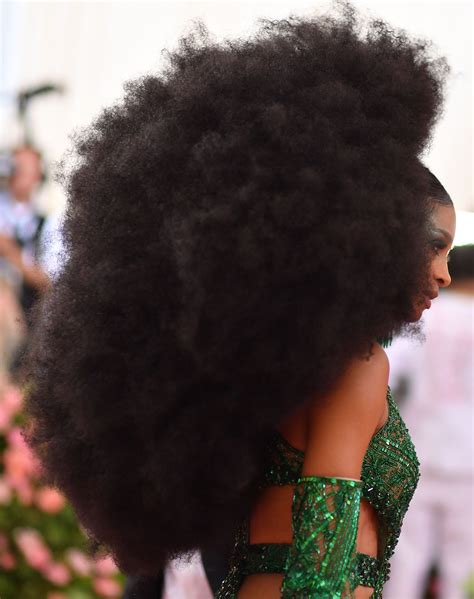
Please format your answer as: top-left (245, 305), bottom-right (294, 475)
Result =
top-left (219, 345), bottom-right (419, 598)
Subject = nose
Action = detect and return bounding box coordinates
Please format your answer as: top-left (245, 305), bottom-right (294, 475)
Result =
top-left (434, 260), bottom-right (451, 288)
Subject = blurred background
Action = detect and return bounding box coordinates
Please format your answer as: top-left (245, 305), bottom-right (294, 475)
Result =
top-left (0, 1), bottom-right (472, 598)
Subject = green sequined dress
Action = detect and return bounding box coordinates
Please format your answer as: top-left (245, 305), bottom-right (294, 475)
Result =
top-left (216, 387), bottom-right (419, 598)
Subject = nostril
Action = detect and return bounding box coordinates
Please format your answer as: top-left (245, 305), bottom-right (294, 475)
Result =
top-left (438, 275), bottom-right (450, 288)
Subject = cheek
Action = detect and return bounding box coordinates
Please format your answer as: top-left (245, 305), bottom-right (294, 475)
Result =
top-left (434, 255), bottom-right (450, 279)
top-left (429, 256), bottom-right (442, 278)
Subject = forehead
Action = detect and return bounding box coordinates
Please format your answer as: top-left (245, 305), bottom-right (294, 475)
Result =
top-left (431, 203), bottom-right (456, 241)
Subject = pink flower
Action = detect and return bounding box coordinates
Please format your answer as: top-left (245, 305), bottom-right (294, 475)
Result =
top-left (0, 387), bottom-right (22, 431)
top-left (14, 528), bottom-right (52, 570)
top-left (0, 403), bottom-right (11, 432)
top-left (93, 577), bottom-right (122, 598)
top-left (95, 555), bottom-right (118, 576)
top-left (6, 426), bottom-right (24, 447)
top-left (8, 476), bottom-right (33, 505)
top-left (35, 487), bottom-right (66, 514)
top-left (4, 428), bottom-right (41, 480)
top-left (65, 548), bottom-right (93, 576)
top-left (2, 386), bottom-right (22, 415)
top-left (3, 443), bottom-right (32, 478)
top-left (0, 552), bottom-right (16, 569)
top-left (43, 562), bottom-right (71, 586)
top-left (0, 478), bottom-right (12, 504)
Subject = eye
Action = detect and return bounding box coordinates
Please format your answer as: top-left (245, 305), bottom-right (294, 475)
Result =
top-left (431, 240), bottom-right (447, 256)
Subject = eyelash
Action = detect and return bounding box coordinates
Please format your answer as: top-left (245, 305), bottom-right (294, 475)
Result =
top-left (432, 242), bottom-right (451, 262)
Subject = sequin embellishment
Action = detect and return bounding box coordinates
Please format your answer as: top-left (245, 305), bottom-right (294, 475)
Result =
top-left (216, 387), bottom-right (419, 598)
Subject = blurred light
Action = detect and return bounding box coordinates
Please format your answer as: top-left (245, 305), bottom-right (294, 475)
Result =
top-left (454, 210), bottom-right (474, 247)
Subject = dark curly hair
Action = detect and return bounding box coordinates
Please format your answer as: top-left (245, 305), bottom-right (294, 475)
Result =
top-left (21, 4), bottom-right (448, 575)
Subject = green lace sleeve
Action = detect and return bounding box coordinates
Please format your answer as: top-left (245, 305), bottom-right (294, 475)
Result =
top-left (280, 475), bottom-right (362, 598)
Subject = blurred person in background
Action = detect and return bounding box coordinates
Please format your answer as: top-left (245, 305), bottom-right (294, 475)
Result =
top-left (0, 146), bottom-right (50, 315)
top-left (384, 243), bottom-right (474, 599)
top-left (0, 276), bottom-right (26, 388)
top-left (0, 146), bottom-right (62, 378)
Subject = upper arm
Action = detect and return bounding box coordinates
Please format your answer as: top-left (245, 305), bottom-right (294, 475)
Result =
top-left (302, 344), bottom-right (389, 480)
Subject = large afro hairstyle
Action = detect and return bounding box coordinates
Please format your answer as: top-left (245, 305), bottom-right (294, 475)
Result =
top-left (21, 2), bottom-right (448, 575)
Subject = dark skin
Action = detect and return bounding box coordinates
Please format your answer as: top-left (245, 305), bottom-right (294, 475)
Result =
top-left (410, 203), bottom-right (456, 322)
top-left (239, 203), bottom-right (456, 599)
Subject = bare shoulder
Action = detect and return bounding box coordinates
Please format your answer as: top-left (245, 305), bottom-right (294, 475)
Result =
top-left (345, 342), bottom-right (390, 395)
top-left (302, 343), bottom-right (389, 478)
top-left (311, 343), bottom-right (388, 412)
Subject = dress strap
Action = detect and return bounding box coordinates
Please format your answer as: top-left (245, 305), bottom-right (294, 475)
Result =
top-left (241, 542), bottom-right (290, 576)
top-left (238, 542), bottom-right (381, 591)
top-left (354, 553), bottom-right (381, 589)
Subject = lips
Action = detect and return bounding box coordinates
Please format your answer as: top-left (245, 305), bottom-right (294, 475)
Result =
top-left (424, 292), bottom-right (438, 309)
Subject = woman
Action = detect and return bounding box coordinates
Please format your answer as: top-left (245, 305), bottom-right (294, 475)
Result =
top-left (217, 172), bottom-right (455, 598)
top-left (21, 5), bottom-right (455, 598)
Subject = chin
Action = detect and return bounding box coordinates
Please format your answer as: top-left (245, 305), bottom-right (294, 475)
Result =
top-left (408, 306), bottom-right (425, 322)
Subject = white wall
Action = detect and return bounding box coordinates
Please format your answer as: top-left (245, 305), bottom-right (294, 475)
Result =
top-left (2, 0), bottom-right (472, 216)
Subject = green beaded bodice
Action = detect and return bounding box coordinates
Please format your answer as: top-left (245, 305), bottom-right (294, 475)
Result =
top-left (217, 387), bottom-right (419, 598)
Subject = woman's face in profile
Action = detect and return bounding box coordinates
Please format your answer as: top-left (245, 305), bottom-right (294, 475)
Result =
top-left (411, 202), bottom-right (456, 321)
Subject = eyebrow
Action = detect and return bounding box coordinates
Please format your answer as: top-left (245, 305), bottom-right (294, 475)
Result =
top-left (433, 227), bottom-right (454, 245)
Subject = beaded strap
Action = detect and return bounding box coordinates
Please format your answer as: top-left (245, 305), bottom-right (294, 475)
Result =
top-left (242, 542), bottom-right (289, 575)
top-left (243, 544), bottom-right (381, 590)
top-left (281, 476), bottom-right (362, 598)
top-left (354, 553), bottom-right (380, 590)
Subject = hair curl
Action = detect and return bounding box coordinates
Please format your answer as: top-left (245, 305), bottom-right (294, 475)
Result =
top-left (22, 4), bottom-right (448, 574)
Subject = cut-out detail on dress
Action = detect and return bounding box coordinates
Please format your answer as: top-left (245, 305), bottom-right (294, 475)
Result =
top-left (217, 387), bottom-right (420, 598)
